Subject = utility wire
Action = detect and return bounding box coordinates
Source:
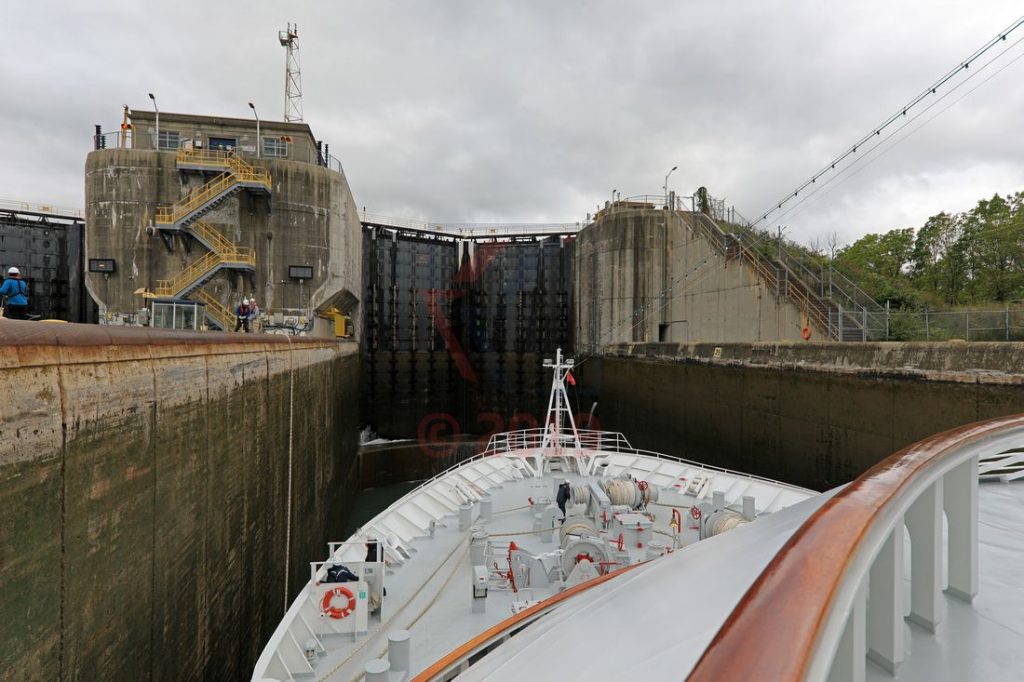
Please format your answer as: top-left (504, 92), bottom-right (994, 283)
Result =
top-left (774, 37), bottom-right (1024, 227)
top-left (751, 15), bottom-right (1024, 229)
top-left (769, 32), bottom-right (1024, 228)
top-left (572, 18), bottom-right (1024, 369)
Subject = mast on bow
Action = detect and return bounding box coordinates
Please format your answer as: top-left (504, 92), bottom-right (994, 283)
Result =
top-left (540, 348), bottom-right (582, 456)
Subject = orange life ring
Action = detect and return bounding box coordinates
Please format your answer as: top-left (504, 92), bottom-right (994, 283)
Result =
top-left (616, 533), bottom-right (625, 551)
top-left (321, 585), bottom-right (357, 619)
top-left (801, 326), bottom-right (812, 341)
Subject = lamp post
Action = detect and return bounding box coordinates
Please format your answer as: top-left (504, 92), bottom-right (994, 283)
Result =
top-left (148, 93), bottom-right (159, 150)
top-left (663, 165), bottom-right (678, 208)
top-left (248, 102), bottom-right (260, 158)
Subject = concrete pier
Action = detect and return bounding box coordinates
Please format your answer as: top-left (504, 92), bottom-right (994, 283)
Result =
top-left (0, 321), bottom-right (359, 680)
top-left (581, 342), bottom-right (1024, 490)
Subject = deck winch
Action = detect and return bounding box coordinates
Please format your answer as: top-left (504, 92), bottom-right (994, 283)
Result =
top-left (696, 491), bottom-right (757, 540)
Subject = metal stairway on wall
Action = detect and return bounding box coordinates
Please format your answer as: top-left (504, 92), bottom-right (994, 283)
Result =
top-left (192, 289), bottom-right (236, 331)
top-left (682, 210), bottom-right (883, 341)
top-left (152, 149), bottom-right (270, 330)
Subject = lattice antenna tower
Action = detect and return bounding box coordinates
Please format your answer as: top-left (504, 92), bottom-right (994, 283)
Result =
top-left (279, 23), bottom-right (303, 122)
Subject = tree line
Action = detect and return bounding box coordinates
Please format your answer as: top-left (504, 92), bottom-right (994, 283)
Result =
top-left (812, 191), bottom-right (1024, 309)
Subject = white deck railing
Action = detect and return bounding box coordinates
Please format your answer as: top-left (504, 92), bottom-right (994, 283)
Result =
top-left (687, 414), bottom-right (1024, 682)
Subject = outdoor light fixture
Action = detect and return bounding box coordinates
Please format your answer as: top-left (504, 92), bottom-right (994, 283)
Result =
top-left (248, 102), bottom-right (260, 158)
top-left (148, 93), bottom-right (159, 150)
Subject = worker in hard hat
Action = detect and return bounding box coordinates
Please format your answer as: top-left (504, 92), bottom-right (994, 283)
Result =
top-left (0, 267), bottom-right (29, 320)
top-left (234, 298), bottom-right (252, 332)
top-left (556, 479), bottom-right (572, 522)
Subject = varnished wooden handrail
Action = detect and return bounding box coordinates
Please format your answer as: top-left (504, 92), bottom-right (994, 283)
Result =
top-left (686, 414), bottom-right (1024, 682)
top-left (413, 562), bottom-right (644, 681)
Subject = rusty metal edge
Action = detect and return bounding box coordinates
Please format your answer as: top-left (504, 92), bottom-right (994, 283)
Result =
top-left (0, 320), bottom-right (341, 368)
top-left (685, 413), bottom-right (1024, 682)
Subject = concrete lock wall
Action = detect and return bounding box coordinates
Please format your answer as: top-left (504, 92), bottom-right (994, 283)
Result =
top-left (84, 149), bottom-right (362, 330)
top-left (575, 208), bottom-right (807, 349)
top-left (0, 322), bottom-right (360, 680)
top-left (580, 342), bottom-right (1024, 491)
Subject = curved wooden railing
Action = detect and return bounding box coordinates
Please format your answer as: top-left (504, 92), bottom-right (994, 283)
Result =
top-left (687, 414), bottom-right (1024, 681)
top-left (413, 562), bottom-right (645, 681)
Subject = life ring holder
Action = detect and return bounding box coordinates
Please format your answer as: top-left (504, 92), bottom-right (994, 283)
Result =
top-left (321, 585), bottom-right (357, 620)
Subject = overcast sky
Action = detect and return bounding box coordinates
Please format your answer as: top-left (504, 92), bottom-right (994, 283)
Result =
top-left (3, 1), bottom-right (1023, 247)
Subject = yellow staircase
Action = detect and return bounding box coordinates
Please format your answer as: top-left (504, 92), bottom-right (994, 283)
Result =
top-left (151, 149), bottom-right (269, 331)
top-left (154, 243), bottom-right (255, 299)
top-left (155, 149), bottom-right (271, 227)
top-left (193, 289), bottom-right (236, 331)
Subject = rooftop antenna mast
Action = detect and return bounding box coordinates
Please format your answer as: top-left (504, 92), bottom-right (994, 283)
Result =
top-left (279, 23), bottom-right (303, 122)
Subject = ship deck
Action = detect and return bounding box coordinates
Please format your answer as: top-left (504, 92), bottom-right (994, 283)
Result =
top-left (317, 474), bottom-right (671, 680)
top-left (458, 478), bottom-right (1024, 681)
top-left (865, 479), bottom-right (1024, 682)
top-left (252, 436), bottom-right (816, 682)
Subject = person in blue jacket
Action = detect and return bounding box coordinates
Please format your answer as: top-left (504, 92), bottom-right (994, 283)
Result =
top-left (234, 298), bottom-right (252, 332)
top-left (0, 267), bottom-right (29, 320)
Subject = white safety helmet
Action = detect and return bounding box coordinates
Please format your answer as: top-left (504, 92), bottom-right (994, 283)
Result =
top-left (242, 298), bottom-right (250, 305)
top-left (7, 266), bottom-right (19, 276)
top-left (563, 478), bottom-right (571, 485)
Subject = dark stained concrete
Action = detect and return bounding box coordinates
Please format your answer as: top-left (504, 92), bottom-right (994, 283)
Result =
top-left (580, 342), bottom-right (1024, 491)
top-left (0, 321), bottom-right (359, 680)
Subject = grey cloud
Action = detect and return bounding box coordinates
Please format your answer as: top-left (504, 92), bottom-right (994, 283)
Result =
top-left (3, 0), bottom-right (1023, 249)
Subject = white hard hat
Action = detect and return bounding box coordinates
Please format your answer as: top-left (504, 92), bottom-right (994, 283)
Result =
top-left (563, 478), bottom-right (571, 484)
top-left (242, 298), bottom-right (250, 305)
top-left (7, 267), bottom-right (19, 275)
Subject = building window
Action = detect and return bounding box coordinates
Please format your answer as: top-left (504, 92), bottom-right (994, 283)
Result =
top-left (263, 137), bottom-right (289, 158)
top-left (208, 137), bottom-right (237, 151)
top-left (157, 130), bottom-right (180, 150)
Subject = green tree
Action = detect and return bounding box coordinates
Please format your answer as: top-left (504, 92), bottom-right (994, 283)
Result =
top-left (957, 194), bottom-right (1024, 302)
top-left (911, 212), bottom-right (965, 304)
top-left (836, 228), bottom-right (915, 279)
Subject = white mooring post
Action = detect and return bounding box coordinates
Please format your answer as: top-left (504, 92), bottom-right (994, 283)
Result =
top-left (364, 658), bottom-right (389, 681)
top-left (944, 456), bottom-right (979, 601)
top-left (906, 480), bottom-right (943, 632)
top-left (866, 518), bottom-right (905, 674)
top-left (458, 503), bottom-right (473, 532)
top-left (388, 630), bottom-right (411, 672)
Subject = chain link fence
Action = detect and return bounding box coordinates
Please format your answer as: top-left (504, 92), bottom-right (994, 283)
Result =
top-left (869, 308), bottom-right (1024, 342)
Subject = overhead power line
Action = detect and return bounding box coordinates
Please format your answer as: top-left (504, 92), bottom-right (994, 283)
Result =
top-left (752, 15), bottom-right (1024, 229)
top-left (768, 31), bottom-right (1024, 227)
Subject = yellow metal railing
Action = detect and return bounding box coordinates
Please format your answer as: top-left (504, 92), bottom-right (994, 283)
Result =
top-left (155, 172), bottom-right (235, 224)
top-left (193, 289), bottom-right (235, 331)
top-left (191, 219), bottom-right (236, 254)
top-left (155, 155), bottom-right (271, 225)
top-left (154, 247), bottom-right (255, 298)
top-left (176, 147), bottom-right (232, 168)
